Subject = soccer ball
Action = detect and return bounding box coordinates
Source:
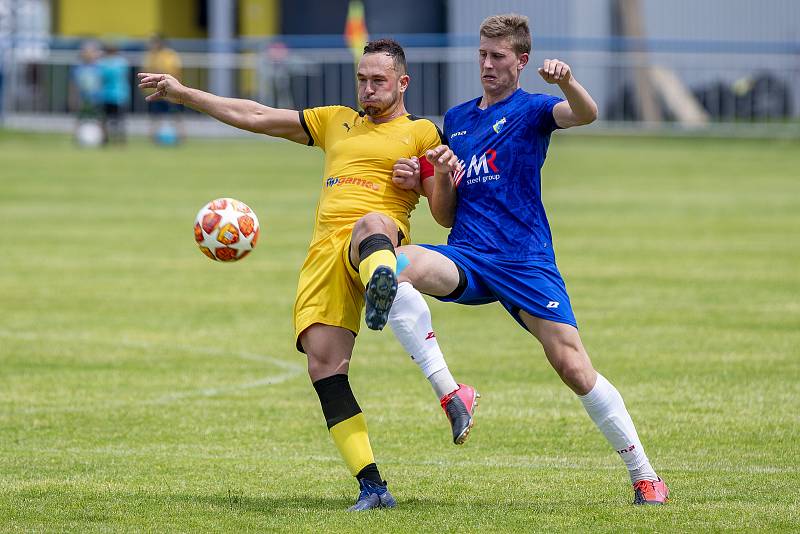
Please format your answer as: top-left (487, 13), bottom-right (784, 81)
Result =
top-left (194, 198), bottom-right (260, 262)
top-left (154, 122), bottom-right (179, 146)
top-left (75, 120), bottom-right (103, 147)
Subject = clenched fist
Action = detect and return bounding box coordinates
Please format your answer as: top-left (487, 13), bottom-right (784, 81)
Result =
top-left (537, 59), bottom-right (572, 85)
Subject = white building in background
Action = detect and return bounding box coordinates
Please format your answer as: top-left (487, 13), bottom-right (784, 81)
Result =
top-left (0, 0), bottom-right (50, 59)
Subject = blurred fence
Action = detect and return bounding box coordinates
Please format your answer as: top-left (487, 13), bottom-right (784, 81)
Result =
top-left (1, 36), bottom-right (799, 136)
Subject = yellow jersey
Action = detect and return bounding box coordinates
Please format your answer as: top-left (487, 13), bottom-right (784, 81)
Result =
top-left (300, 105), bottom-right (444, 244)
top-left (143, 48), bottom-right (182, 77)
top-left (142, 48), bottom-right (182, 96)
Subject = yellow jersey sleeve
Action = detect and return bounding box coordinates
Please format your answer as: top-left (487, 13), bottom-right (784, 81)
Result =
top-left (300, 106), bottom-right (351, 150)
top-left (412, 117), bottom-right (447, 158)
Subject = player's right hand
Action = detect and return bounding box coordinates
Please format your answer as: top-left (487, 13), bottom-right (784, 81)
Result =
top-left (426, 145), bottom-right (458, 175)
top-left (137, 73), bottom-right (186, 104)
top-left (392, 157), bottom-right (421, 191)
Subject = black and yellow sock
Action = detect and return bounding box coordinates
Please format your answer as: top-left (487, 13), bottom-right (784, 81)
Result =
top-left (312, 374), bottom-right (383, 484)
top-left (357, 234), bottom-right (396, 288)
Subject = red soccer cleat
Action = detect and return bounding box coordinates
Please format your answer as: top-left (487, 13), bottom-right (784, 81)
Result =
top-left (440, 384), bottom-right (480, 445)
top-left (633, 477), bottom-right (670, 505)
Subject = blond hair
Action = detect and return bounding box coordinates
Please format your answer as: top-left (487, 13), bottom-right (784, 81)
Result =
top-left (479, 14), bottom-right (531, 56)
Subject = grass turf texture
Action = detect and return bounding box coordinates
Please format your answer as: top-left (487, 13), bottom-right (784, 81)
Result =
top-left (1, 131), bottom-right (798, 532)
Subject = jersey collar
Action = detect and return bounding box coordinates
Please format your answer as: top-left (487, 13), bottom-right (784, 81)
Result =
top-left (476, 87), bottom-right (524, 112)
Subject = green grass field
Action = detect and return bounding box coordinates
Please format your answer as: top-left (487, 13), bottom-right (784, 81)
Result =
top-left (1, 130), bottom-right (799, 532)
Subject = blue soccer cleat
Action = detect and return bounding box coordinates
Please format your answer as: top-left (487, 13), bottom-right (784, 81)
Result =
top-left (348, 479), bottom-right (397, 511)
top-left (364, 265), bottom-right (398, 331)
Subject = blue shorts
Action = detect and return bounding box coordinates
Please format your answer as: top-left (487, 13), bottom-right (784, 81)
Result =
top-left (418, 244), bottom-right (577, 330)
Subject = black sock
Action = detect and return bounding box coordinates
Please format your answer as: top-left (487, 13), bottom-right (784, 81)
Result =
top-left (357, 234), bottom-right (395, 264)
top-left (312, 374), bottom-right (361, 429)
top-left (356, 463), bottom-right (384, 485)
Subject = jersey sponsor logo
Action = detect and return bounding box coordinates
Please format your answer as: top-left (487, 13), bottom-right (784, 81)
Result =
top-left (450, 130), bottom-right (467, 139)
top-left (546, 301), bottom-right (560, 309)
top-left (492, 116), bottom-right (507, 133)
top-left (425, 331), bottom-right (436, 340)
top-left (455, 148), bottom-right (501, 187)
top-left (452, 161), bottom-right (466, 186)
top-left (325, 176), bottom-right (380, 192)
top-left (467, 149), bottom-right (498, 176)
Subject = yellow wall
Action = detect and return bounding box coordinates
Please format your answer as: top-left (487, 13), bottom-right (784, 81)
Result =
top-left (58, 0), bottom-right (160, 37)
top-left (57, 0), bottom-right (205, 38)
top-left (239, 0), bottom-right (279, 36)
top-left (161, 0), bottom-right (205, 38)
top-left (238, 0), bottom-right (280, 97)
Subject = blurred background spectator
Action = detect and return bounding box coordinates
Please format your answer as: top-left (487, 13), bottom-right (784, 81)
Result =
top-left (69, 40), bottom-right (103, 146)
top-left (0, 0), bottom-right (797, 138)
top-left (97, 41), bottom-right (130, 144)
top-left (141, 34), bottom-right (184, 143)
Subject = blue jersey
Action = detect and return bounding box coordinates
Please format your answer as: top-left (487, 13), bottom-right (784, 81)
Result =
top-left (97, 55), bottom-right (131, 106)
top-left (72, 63), bottom-right (102, 105)
top-left (443, 88), bottom-right (562, 260)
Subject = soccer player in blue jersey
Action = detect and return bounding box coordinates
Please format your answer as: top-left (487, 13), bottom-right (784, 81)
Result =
top-left (388, 14), bottom-right (669, 505)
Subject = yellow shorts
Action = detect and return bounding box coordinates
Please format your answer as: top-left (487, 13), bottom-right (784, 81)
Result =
top-left (294, 221), bottom-right (409, 353)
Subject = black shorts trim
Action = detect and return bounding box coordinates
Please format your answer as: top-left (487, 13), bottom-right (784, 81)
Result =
top-left (441, 261), bottom-right (467, 300)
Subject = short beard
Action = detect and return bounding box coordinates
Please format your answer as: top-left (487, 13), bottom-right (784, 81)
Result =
top-left (362, 105), bottom-right (381, 117)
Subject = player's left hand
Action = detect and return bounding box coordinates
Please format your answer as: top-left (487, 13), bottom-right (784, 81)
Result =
top-left (426, 145), bottom-right (459, 175)
top-left (392, 157), bottom-right (421, 191)
top-left (538, 59), bottom-right (572, 85)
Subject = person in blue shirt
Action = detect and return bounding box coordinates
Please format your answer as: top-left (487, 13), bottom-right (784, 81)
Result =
top-left (70, 41), bottom-right (104, 146)
top-left (97, 42), bottom-right (131, 144)
top-left (70, 41), bottom-right (102, 119)
top-left (388, 14), bottom-right (669, 505)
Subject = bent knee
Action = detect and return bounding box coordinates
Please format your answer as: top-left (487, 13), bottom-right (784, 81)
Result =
top-left (306, 351), bottom-right (350, 379)
top-left (354, 212), bottom-right (393, 234)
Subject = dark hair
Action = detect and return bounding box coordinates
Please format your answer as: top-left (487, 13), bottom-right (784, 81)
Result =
top-left (363, 38), bottom-right (407, 74)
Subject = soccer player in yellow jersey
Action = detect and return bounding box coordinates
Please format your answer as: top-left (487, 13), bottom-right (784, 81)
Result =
top-left (138, 39), bottom-right (473, 511)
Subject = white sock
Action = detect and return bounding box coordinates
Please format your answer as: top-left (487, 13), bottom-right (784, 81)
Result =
top-left (389, 282), bottom-right (458, 398)
top-left (428, 368), bottom-right (459, 399)
top-left (579, 374), bottom-right (658, 483)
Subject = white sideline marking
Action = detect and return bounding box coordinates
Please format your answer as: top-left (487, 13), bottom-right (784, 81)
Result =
top-left (0, 330), bottom-right (304, 411)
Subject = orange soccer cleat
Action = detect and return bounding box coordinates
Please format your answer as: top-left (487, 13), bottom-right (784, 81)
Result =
top-left (633, 477), bottom-right (670, 505)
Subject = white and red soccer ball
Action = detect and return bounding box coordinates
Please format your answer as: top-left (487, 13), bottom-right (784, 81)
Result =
top-left (194, 198), bottom-right (260, 262)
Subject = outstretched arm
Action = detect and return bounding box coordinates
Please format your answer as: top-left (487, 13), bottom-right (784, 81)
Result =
top-left (137, 73), bottom-right (309, 144)
top-left (538, 59), bottom-right (598, 129)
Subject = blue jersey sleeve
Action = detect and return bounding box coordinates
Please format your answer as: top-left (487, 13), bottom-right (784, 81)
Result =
top-left (442, 110), bottom-right (451, 143)
top-left (527, 94), bottom-right (564, 134)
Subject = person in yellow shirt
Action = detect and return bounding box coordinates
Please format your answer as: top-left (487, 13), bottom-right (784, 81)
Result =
top-left (142, 35), bottom-right (184, 141)
top-left (138, 39), bottom-right (475, 511)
